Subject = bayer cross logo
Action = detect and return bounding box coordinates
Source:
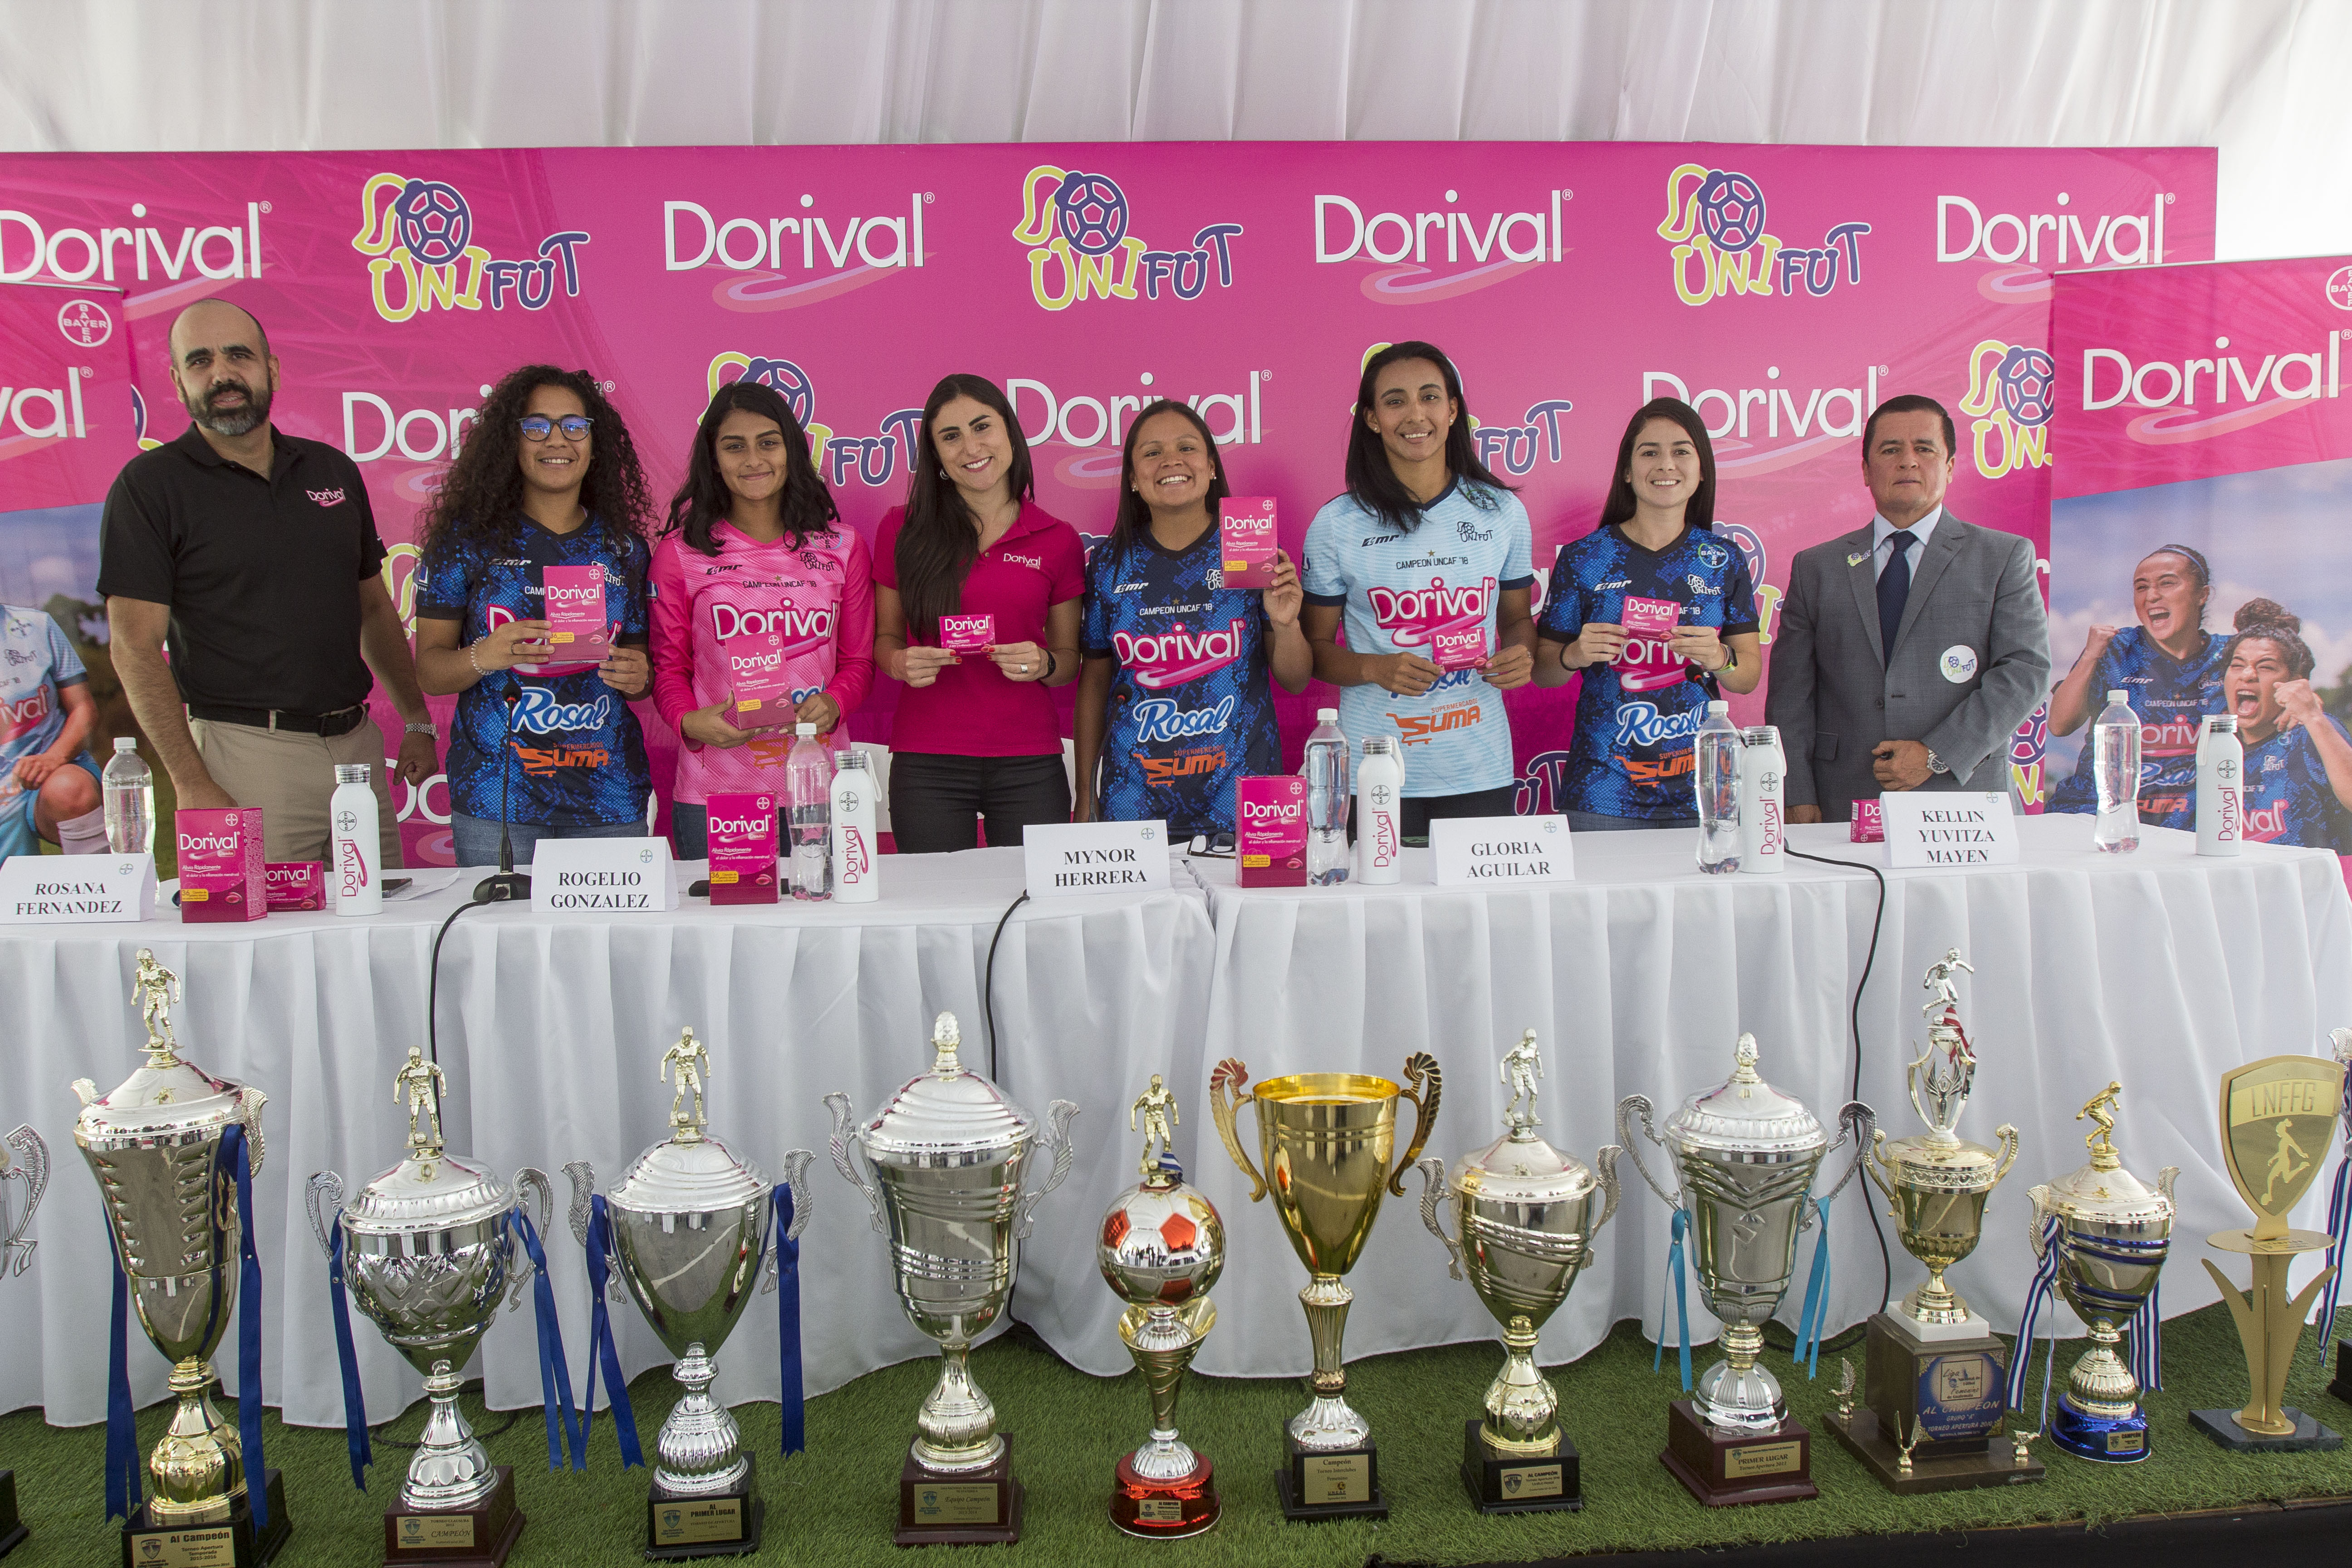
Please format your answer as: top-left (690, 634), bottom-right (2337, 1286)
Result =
top-left (58, 298), bottom-right (112, 347)
top-left (335, 808), bottom-right (358, 833)
top-left (2217, 759), bottom-right (2239, 783)
top-left (838, 789), bottom-right (861, 813)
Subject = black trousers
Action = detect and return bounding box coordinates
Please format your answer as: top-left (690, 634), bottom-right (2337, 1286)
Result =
top-left (888, 752), bottom-right (1072, 853)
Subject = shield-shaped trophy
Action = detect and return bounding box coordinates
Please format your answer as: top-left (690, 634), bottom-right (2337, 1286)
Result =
top-left (2190, 1053), bottom-right (2347, 1450)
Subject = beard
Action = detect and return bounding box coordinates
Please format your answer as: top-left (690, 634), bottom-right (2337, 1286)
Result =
top-left (186, 376), bottom-right (272, 437)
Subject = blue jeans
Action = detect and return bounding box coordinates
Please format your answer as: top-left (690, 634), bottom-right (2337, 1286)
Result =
top-left (1563, 809), bottom-right (1695, 833)
top-left (449, 811), bottom-right (649, 867)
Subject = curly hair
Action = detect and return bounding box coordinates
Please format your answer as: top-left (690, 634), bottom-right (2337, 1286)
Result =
top-left (419, 365), bottom-right (653, 569)
top-left (2221, 597), bottom-right (2315, 680)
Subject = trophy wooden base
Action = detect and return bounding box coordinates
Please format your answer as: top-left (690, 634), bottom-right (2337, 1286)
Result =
top-left (1274, 1432), bottom-right (1387, 1521)
top-left (1660, 1400), bottom-right (1818, 1506)
top-left (122, 1468), bottom-right (291, 1568)
top-left (645, 1468), bottom-right (763, 1560)
top-left (0, 1469), bottom-right (24, 1558)
top-left (1825, 1407), bottom-right (2045, 1493)
top-left (1109, 1452), bottom-right (1219, 1539)
top-left (384, 1466), bottom-right (522, 1567)
top-left (2333, 1341), bottom-right (2352, 1405)
top-left (2189, 1407), bottom-right (2343, 1453)
top-left (1460, 1421), bottom-right (1582, 1514)
top-left (895, 1438), bottom-right (1024, 1547)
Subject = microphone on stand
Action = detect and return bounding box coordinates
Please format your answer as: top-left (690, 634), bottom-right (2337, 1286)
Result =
top-left (472, 681), bottom-right (532, 903)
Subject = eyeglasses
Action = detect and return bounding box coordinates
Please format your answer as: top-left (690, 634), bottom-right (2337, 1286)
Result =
top-left (519, 414), bottom-right (594, 441)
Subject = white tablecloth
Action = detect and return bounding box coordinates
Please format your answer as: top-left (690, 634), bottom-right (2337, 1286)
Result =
top-left (1185, 818), bottom-right (2352, 1381)
top-left (0, 849), bottom-right (1215, 1427)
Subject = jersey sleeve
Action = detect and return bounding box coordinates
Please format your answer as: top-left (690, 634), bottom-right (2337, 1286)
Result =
top-left (1301, 500), bottom-right (1349, 606)
top-left (348, 462), bottom-right (388, 578)
top-left (826, 529), bottom-right (877, 715)
top-left (1535, 543), bottom-right (1580, 639)
top-left (647, 538), bottom-right (699, 734)
top-left (1080, 544), bottom-right (1114, 655)
top-left (1721, 543), bottom-right (1761, 637)
top-left (615, 536), bottom-right (652, 639)
top-left (1498, 495), bottom-right (1536, 589)
top-left (94, 467), bottom-right (178, 605)
top-left (44, 614), bottom-right (87, 686)
top-left (414, 538), bottom-right (472, 619)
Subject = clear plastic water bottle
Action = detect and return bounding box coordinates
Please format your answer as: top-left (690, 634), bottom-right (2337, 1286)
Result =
top-left (1303, 708), bottom-right (1351, 886)
top-left (1693, 701), bottom-right (1741, 873)
top-left (2091, 689), bottom-right (2141, 854)
top-left (103, 736), bottom-right (153, 856)
top-left (784, 723), bottom-right (835, 900)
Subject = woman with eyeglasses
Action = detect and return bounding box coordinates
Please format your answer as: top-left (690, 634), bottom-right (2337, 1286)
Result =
top-left (413, 365), bottom-right (656, 864)
top-left (651, 378), bottom-right (874, 859)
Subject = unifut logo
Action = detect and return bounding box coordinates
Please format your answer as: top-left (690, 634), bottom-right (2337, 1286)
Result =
top-left (0, 201), bottom-right (264, 284)
top-left (1937, 191), bottom-right (2169, 267)
top-left (1959, 339), bottom-right (2056, 479)
top-left (1313, 186), bottom-right (1565, 302)
top-left (0, 366), bottom-right (93, 441)
top-left (1113, 619), bottom-right (1248, 693)
top-left (353, 174), bottom-right (589, 323)
top-left (705, 350), bottom-right (926, 490)
top-left (1012, 167), bottom-right (1242, 311)
top-left (1655, 165), bottom-right (1870, 308)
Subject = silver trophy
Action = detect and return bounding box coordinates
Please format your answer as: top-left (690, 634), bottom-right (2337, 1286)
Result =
top-left (827, 1012), bottom-right (1077, 1482)
top-left (306, 1045), bottom-right (552, 1519)
top-left (1418, 1030), bottom-right (1622, 1471)
top-left (1, 1123), bottom-right (45, 1279)
top-left (1618, 1033), bottom-right (1869, 1434)
top-left (566, 1028), bottom-right (812, 1515)
top-left (73, 949), bottom-right (269, 1525)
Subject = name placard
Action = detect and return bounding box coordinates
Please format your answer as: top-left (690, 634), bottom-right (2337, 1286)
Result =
top-left (1431, 815), bottom-right (1573, 886)
top-left (0, 854), bottom-right (156, 923)
top-left (531, 837), bottom-right (678, 913)
top-left (1881, 792), bottom-right (2018, 869)
top-left (1023, 820), bottom-right (1171, 897)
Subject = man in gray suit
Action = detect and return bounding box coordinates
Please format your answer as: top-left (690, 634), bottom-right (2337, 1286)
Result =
top-left (1767, 396), bottom-right (2051, 823)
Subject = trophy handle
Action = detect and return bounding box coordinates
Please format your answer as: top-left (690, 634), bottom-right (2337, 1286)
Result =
top-left (1991, 1124), bottom-right (2020, 1185)
top-left (1863, 1128), bottom-right (1898, 1215)
top-left (1817, 1101), bottom-right (1874, 1208)
top-left (1592, 1143), bottom-right (1624, 1236)
top-left (1387, 1051), bottom-right (1443, 1197)
top-left (236, 1086), bottom-right (268, 1178)
top-left (1415, 1156), bottom-right (1464, 1282)
top-left (765, 1149), bottom-right (815, 1295)
top-left (1208, 1058), bottom-right (1267, 1203)
top-left (2026, 1183), bottom-right (2051, 1261)
top-left (303, 1171), bottom-right (344, 1259)
top-left (2156, 1164), bottom-right (2180, 1206)
top-left (824, 1092), bottom-right (889, 1235)
top-left (1614, 1095), bottom-right (1678, 1208)
top-left (563, 1160), bottom-right (620, 1300)
top-left (1014, 1100), bottom-right (1078, 1241)
top-left (508, 1167), bottom-right (555, 1312)
top-left (2, 1126), bottom-right (49, 1276)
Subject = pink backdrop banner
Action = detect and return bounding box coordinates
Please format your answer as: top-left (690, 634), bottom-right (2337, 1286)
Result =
top-left (0, 143), bottom-right (2215, 862)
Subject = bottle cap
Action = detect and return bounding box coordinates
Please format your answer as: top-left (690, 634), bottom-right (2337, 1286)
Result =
top-left (796, 722), bottom-right (817, 736)
top-left (1317, 708), bottom-right (1338, 721)
top-left (1708, 700), bottom-right (1729, 715)
top-left (334, 764), bottom-right (371, 785)
top-left (834, 749), bottom-right (865, 769)
top-left (1363, 735), bottom-right (1397, 754)
top-left (2107, 689), bottom-right (2128, 703)
top-left (2212, 715), bottom-right (2238, 732)
top-left (114, 735), bottom-right (138, 752)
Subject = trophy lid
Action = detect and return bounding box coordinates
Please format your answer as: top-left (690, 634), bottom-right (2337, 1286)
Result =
top-left (1663, 1034), bottom-right (1826, 1157)
top-left (343, 1149), bottom-right (514, 1236)
top-left (858, 1013), bottom-right (1037, 1165)
top-left (611, 1133), bottom-right (769, 1215)
top-left (73, 950), bottom-right (249, 1150)
top-left (2040, 1081), bottom-right (2174, 1225)
top-left (1452, 1129), bottom-right (1600, 1205)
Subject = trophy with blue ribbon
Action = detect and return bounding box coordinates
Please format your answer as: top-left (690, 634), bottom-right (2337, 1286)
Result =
top-left (74, 949), bottom-right (288, 1565)
top-left (2, 1120), bottom-right (48, 1554)
top-left (307, 1046), bottom-right (569, 1568)
top-left (2325, 1028), bottom-right (2352, 1406)
top-left (567, 1029), bottom-right (813, 1558)
top-left (2006, 1082), bottom-right (2176, 1462)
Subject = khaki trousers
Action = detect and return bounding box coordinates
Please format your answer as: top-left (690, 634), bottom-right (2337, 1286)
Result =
top-left (189, 715), bottom-right (404, 867)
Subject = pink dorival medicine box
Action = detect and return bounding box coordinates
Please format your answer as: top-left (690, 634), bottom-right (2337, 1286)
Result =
top-left (939, 613), bottom-right (995, 654)
top-left (706, 792), bottom-right (779, 905)
top-left (1427, 622), bottom-right (1489, 671)
top-left (1235, 775), bottom-right (1308, 888)
top-left (177, 808), bottom-right (266, 922)
top-left (542, 564), bottom-right (612, 662)
top-left (1620, 595), bottom-right (1681, 637)
top-left (1219, 498), bottom-right (1279, 588)
top-left (1851, 798), bottom-right (1886, 843)
top-left (265, 861), bottom-right (323, 911)
top-left (722, 630), bottom-right (795, 730)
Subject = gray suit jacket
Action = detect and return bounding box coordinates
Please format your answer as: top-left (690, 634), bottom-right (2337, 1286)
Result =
top-left (1764, 514), bottom-right (2050, 819)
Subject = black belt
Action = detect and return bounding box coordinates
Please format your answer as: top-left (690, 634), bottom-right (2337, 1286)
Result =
top-left (188, 702), bottom-right (371, 738)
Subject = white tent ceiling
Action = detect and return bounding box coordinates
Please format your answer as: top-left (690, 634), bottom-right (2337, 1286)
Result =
top-left (1, 0), bottom-right (2344, 262)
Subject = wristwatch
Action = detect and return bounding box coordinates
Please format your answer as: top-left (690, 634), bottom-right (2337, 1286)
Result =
top-left (1926, 748), bottom-right (1950, 775)
top-left (405, 721), bottom-right (437, 738)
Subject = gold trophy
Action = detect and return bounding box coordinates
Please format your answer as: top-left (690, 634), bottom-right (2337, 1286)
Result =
top-left (2328, 1027), bottom-right (2352, 1407)
top-left (1209, 1054), bottom-right (1441, 1521)
top-left (1829, 950), bottom-right (2034, 1491)
top-left (2190, 1051), bottom-right (2347, 1450)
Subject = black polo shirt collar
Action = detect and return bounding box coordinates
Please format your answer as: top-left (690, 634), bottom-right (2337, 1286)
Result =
top-left (172, 421), bottom-right (309, 484)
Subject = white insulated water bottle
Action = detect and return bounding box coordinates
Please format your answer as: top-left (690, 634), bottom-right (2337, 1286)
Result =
top-left (1355, 735), bottom-right (1404, 884)
top-left (2196, 713), bottom-right (2244, 857)
top-left (330, 763), bottom-right (383, 915)
top-left (830, 749), bottom-right (880, 903)
top-left (1737, 724), bottom-right (1786, 874)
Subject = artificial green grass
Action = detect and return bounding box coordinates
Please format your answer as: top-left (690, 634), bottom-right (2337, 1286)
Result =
top-left (3, 1303), bottom-right (2347, 1565)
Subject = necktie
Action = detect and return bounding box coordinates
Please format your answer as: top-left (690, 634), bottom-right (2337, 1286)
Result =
top-left (1877, 529), bottom-right (1916, 661)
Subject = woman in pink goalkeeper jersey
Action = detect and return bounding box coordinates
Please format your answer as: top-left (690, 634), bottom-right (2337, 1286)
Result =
top-left (652, 380), bottom-right (875, 860)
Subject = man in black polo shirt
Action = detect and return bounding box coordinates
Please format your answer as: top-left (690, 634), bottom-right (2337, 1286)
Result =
top-left (98, 299), bottom-right (436, 865)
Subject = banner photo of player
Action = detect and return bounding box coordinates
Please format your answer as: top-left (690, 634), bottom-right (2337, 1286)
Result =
top-left (2048, 255), bottom-right (2352, 879)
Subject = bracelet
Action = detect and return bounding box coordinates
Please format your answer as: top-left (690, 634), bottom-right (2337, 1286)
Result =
top-left (1720, 644), bottom-right (1737, 672)
top-left (1042, 651), bottom-right (1059, 682)
top-left (1558, 641), bottom-right (1574, 671)
top-left (467, 642), bottom-right (486, 676)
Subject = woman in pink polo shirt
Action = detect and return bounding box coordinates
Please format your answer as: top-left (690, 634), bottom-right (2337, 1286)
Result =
top-left (874, 373), bottom-right (1083, 852)
top-left (652, 379), bottom-right (875, 859)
